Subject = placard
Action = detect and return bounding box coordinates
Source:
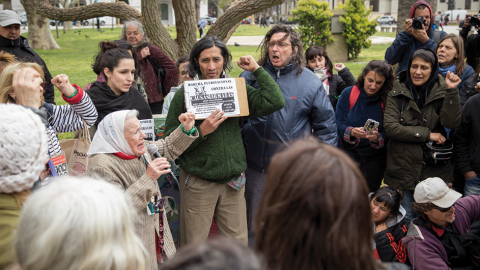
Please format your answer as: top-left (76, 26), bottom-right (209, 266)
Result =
top-left (184, 78), bottom-right (249, 119)
top-left (48, 151), bottom-right (69, 177)
top-left (140, 119), bottom-right (155, 141)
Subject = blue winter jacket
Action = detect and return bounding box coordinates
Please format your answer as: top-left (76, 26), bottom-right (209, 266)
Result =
top-left (385, 25), bottom-right (447, 74)
top-left (240, 59), bottom-right (337, 172)
top-left (457, 64), bottom-right (475, 91)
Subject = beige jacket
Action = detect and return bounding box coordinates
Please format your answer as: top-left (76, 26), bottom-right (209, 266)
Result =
top-left (88, 126), bottom-right (198, 269)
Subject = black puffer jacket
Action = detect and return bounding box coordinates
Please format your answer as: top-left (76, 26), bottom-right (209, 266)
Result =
top-left (0, 35), bottom-right (55, 104)
top-left (459, 74), bottom-right (480, 108)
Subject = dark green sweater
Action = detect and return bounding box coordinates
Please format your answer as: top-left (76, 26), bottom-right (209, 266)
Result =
top-left (164, 67), bottom-right (284, 183)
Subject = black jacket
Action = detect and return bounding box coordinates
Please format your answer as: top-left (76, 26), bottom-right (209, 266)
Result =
top-left (460, 27), bottom-right (480, 72)
top-left (327, 67), bottom-right (356, 110)
top-left (459, 74), bottom-right (480, 108)
top-left (0, 35), bottom-right (55, 104)
top-left (454, 94), bottom-right (480, 176)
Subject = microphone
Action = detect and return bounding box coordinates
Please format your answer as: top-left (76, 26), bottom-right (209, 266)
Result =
top-left (147, 144), bottom-right (180, 188)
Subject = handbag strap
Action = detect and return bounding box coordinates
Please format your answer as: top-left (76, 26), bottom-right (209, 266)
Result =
top-left (80, 120), bottom-right (91, 143)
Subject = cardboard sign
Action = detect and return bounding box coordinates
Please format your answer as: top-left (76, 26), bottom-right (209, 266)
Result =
top-left (140, 119), bottom-right (155, 141)
top-left (184, 78), bottom-right (249, 119)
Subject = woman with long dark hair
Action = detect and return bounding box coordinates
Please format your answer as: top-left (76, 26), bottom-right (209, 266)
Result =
top-left (255, 137), bottom-right (409, 270)
top-left (336, 60), bottom-right (394, 192)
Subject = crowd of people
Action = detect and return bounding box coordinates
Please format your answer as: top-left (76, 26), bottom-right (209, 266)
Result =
top-left (1, 1), bottom-right (480, 269)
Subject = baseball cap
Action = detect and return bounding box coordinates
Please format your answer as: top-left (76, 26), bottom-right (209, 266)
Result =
top-left (414, 177), bottom-right (462, 208)
top-left (0, 10), bottom-right (21, 27)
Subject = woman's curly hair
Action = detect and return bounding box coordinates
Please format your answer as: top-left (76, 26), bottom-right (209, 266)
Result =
top-left (257, 25), bottom-right (305, 77)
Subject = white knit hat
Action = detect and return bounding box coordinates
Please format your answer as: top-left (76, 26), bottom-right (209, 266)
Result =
top-left (0, 104), bottom-right (48, 193)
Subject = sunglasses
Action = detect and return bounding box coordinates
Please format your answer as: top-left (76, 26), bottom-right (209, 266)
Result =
top-left (433, 204), bottom-right (454, 212)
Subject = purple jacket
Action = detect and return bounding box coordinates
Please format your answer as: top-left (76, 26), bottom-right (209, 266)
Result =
top-left (402, 195), bottom-right (480, 269)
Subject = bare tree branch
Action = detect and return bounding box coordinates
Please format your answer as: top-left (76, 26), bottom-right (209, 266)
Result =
top-left (207, 0), bottom-right (285, 42)
top-left (36, 0), bottom-right (141, 21)
top-left (172, 0), bottom-right (197, 58)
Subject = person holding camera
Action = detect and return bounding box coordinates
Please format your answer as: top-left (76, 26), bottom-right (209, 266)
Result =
top-left (460, 13), bottom-right (480, 72)
top-left (383, 48), bottom-right (462, 225)
top-left (385, 0), bottom-right (447, 74)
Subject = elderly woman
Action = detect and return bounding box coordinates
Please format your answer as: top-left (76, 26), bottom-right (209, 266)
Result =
top-left (384, 48), bottom-right (462, 224)
top-left (0, 104), bottom-right (48, 269)
top-left (164, 36), bottom-right (284, 246)
top-left (14, 177), bottom-right (146, 270)
top-left (120, 20), bottom-right (178, 114)
top-left (87, 109), bottom-right (198, 269)
top-left (0, 63), bottom-right (97, 158)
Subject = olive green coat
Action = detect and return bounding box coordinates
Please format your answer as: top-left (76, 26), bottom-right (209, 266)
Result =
top-left (0, 194), bottom-right (21, 270)
top-left (383, 71), bottom-right (461, 190)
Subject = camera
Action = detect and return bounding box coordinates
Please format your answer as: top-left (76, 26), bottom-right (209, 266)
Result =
top-left (470, 14), bottom-right (480, 28)
top-left (412, 16), bottom-right (426, 30)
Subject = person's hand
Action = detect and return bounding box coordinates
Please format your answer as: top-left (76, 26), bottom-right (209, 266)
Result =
top-left (465, 171), bottom-right (477, 180)
top-left (237, 55), bottom-right (260, 72)
top-left (464, 15), bottom-right (472, 28)
top-left (51, 74), bottom-right (75, 97)
top-left (376, 222), bottom-right (387, 233)
top-left (199, 109), bottom-right (227, 136)
top-left (445, 71), bottom-right (462, 89)
top-left (145, 157), bottom-right (171, 181)
top-left (351, 127), bottom-right (367, 139)
top-left (140, 47), bottom-right (150, 59)
top-left (178, 112), bottom-right (195, 131)
top-left (334, 63), bottom-right (345, 72)
top-left (405, 19), bottom-right (413, 34)
top-left (366, 130), bottom-right (379, 143)
top-left (430, 132), bottom-right (446, 145)
top-left (11, 67), bottom-right (43, 109)
top-left (475, 81), bottom-right (480, 93)
top-left (39, 159), bottom-right (50, 181)
top-left (411, 24), bottom-right (429, 44)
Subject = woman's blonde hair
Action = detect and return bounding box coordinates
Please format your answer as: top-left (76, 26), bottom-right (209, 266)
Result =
top-left (0, 62), bottom-right (44, 104)
top-left (0, 51), bottom-right (17, 74)
top-left (15, 177), bottom-right (146, 270)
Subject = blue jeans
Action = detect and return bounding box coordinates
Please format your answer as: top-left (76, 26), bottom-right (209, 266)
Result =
top-left (464, 176), bottom-right (480, 236)
top-left (401, 189), bottom-right (417, 225)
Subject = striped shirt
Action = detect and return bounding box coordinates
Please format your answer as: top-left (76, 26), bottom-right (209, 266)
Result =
top-left (46, 86), bottom-right (97, 156)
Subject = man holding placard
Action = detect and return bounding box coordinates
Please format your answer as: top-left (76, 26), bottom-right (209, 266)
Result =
top-left (164, 36), bottom-right (285, 246)
top-left (240, 25), bottom-right (337, 246)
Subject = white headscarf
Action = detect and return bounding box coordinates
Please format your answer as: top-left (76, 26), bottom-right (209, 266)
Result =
top-left (87, 110), bottom-right (135, 157)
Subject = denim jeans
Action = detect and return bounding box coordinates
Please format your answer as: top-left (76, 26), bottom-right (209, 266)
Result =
top-left (401, 189), bottom-right (417, 225)
top-left (464, 176), bottom-right (480, 236)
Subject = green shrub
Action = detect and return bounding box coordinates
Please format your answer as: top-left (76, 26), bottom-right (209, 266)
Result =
top-left (338, 0), bottom-right (377, 59)
top-left (290, 0), bottom-right (334, 48)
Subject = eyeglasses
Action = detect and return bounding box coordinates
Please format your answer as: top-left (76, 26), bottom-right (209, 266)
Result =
top-left (433, 204), bottom-right (453, 212)
top-left (267, 41), bottom-right (291, 48)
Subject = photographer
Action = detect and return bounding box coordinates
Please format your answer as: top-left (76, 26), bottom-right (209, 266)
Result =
top-left (460, 13), bottom-right (480, 71)
top-left (385, 0), bottom-right (446, 74)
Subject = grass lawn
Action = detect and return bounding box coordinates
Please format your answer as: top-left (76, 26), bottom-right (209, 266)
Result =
top-left (30, 27), bottom-right (390, 139)
top-left (373, 31), bottom-right (397, 38)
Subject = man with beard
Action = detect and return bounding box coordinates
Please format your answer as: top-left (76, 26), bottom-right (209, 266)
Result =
top-left (240, 24), bottom-right (337, 246)
top-left (403, 177), bottom-right (480, 269)
top-left (0, 10), bottom-right (55, 103)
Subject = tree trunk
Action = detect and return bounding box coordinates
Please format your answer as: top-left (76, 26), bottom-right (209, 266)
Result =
top-left (195, 0), bottom-right (201, 23)
top-left (36, 0), bottom-right (285, 58)
top-left (21, 0), bottom-right (60, 49)
top-left (3, 0), bottom-right (13, 10)
top-left (396, 0), bottom-right (437, 36)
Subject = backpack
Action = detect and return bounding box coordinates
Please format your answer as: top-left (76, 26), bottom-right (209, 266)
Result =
top-left (348, 85), bottom-right (385, 113)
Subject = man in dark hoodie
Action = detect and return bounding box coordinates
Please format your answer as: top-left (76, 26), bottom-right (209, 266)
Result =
top-left (384, 48), bottom-right (462, 224)
top-left (385, 0), bottom-right (447, 74)
top-left (0, 10), bottom-right (55, 104)
top-left (403, 177), bottom-right (480, 270)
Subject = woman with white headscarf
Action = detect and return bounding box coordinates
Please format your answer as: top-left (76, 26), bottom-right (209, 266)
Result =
top-left (87, 109), bottom-right (197, 269)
